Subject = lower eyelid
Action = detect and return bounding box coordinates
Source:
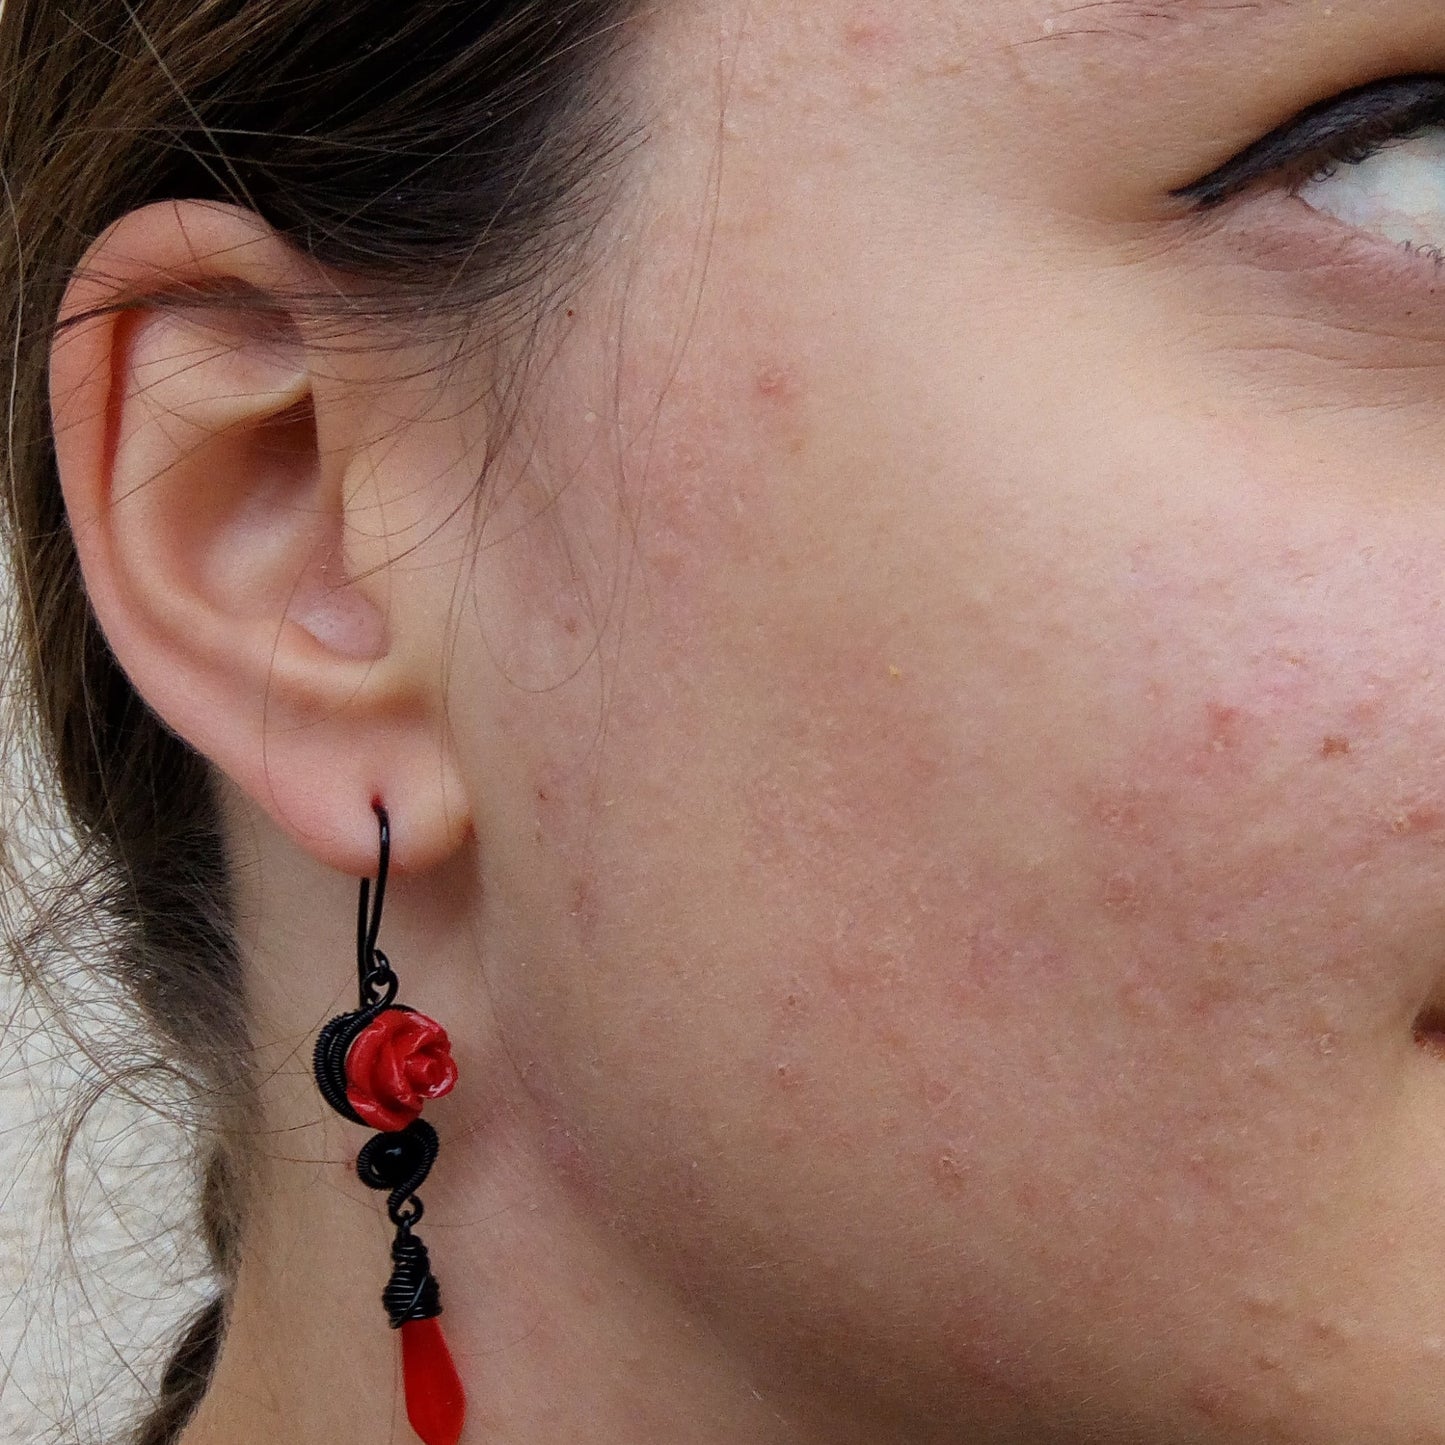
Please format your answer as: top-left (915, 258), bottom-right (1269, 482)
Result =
top-left (1271, 190), bottom-right (1445, 284)
top-left (1175, 188), bottom-right (1445, 345)
top-left (1178, 197), bottom-right (1445, 387)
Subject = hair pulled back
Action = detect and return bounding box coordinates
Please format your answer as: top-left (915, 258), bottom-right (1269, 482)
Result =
top-left (0, 4), bottom-right (638, 1441)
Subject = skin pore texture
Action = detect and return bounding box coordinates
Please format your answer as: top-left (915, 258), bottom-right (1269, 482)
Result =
top-left (42, 0), bottom-right (1445, 1441)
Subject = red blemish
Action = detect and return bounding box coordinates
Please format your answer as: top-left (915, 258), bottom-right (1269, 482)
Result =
top-left (931, 1151), bottom-right (968, 1193)
top-left (1116, 979), bottom-right (1166, 1023)
top-left (1205, 702), bottom-right (1243, 752)
top-left (843, 14), bottom-right (896, 50)
top-left (648, 548), bottom-right (685, 585)
top-left (1187, 1381), bottom-right (1243, 1426)
top-left (1012, 1179), bottom-right (1042, 1212)
top-left (876, 1025), bottom-right (910, 1054)
top-left (542, 1122), bottom-right (606, 1204)
top-left (1391, 805), bottom-right (1444, 837)
top-left (1346, 696), bottom-right (1384, 727)
top-left (1101, 872), bottom-right (1143, 916)
top-left (755, 363), bottom-right (801, 403)
top-left (1187, 971), bottom-right (1243, 1023)
top-left (1320, 735), bottom-right (1351, 758)
top-left (1088, 787), bottom-right (1157, 841)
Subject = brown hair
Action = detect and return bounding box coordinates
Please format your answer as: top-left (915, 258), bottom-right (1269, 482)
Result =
top-left (0, 3), bottom-right (640, 1441)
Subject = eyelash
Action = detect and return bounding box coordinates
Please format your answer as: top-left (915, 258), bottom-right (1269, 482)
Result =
top-left (1175, 74), bottom-right (1445, 210)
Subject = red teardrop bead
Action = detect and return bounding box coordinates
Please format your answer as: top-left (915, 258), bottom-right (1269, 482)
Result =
top-left (400, 1316), bottom-right (466, 1445)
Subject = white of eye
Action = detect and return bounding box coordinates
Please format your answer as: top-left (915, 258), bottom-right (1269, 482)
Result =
top-left (1297, 127), bottom-right (1445, 254)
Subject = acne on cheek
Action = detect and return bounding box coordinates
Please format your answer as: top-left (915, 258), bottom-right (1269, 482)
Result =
top-left (514, 578), bottom-right (1445, 1427)
top-left (726, 575), bottom-right (1435, 1234)
top-left (534, 314), bottom-right (1435, 1109)
top-left (597, 355), bottom-right (815, 670)
top-left (1071, 577), bottom-right (1445, 1062)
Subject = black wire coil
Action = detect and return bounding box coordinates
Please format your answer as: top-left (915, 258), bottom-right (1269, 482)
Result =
top-left (357, 1117), bottom-right (439, 1225)
top-left (382, 1224), bottom-right (443, 1328)
top-left (312, 997), bottom-right (393, 1126)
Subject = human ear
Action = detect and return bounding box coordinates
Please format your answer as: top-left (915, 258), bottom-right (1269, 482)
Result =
top-left (49, 201), bottom-right (471, 878)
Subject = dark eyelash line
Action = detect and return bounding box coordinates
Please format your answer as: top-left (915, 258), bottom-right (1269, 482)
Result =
top-left (1173, 74), bottom-right (1445, 210)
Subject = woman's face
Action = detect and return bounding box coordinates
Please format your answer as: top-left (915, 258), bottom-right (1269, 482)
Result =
top-left (428, 1), bottom-right (1445, 1438)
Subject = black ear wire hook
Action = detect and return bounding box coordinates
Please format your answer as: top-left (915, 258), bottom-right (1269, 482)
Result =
top-left (357, 802), bottom-right (396, 1008)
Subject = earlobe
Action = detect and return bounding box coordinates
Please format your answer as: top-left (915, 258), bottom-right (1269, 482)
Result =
top-left (49, 201), bottom-right (472, 879)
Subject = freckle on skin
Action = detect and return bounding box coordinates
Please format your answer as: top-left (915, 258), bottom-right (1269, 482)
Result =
top-left (1320, 735), bottom-right (1351, 758)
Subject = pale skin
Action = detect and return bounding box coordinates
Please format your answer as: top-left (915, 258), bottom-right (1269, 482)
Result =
top-left (43, 0), bottom-right (1445, 1441)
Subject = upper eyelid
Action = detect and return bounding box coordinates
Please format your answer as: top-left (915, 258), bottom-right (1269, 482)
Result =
top-left (1173, 74), bottom-right (1445, 209)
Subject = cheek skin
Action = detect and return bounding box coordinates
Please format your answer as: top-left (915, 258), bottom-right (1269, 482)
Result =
top-left (483, 374), bottom-right (1445, 1441)
top-left (461, 243), bottom-right (1445, 1443)
top-left (450, 22), bottom-right (1445, 1442)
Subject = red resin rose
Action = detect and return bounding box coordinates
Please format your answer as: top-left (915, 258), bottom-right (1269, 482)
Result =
top-left (345, 1008), bottom-right (458, 1131)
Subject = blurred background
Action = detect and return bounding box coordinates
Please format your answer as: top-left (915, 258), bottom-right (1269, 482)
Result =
top-left (0, 588), bottom-right (211, 1444)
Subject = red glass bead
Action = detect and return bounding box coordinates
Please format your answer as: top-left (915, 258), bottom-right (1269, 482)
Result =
top-left (400, 1316), bottom-right (466, 1445)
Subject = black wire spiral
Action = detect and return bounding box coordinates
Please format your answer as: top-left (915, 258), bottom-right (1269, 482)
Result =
top-left (357, 1117), bottom-right (439, 1225)
top-left (310, 804), bottom-right (447, 1330)
top-left (382, 1225), bottom-right (443, 1327)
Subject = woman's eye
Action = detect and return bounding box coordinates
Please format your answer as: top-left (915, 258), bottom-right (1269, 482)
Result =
top-left (1295, 128), bottom-right (1445, 259)
top-left (1175, 75), bottom-right (1445, 227)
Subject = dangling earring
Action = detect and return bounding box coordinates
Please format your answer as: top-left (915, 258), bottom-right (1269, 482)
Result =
top-left (312, 801), bottom-right (466, 1445)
